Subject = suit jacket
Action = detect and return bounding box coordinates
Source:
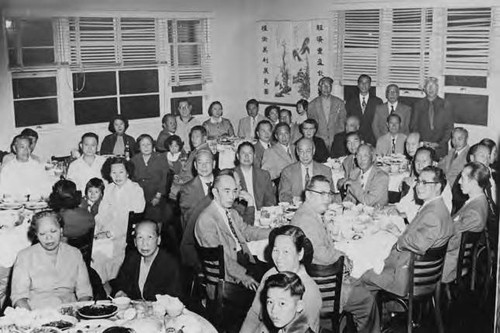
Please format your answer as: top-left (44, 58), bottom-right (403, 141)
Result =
top-left (372, 102), bottom-right (412, 140)
top-left (363, 197), bottom-right (453, 296)
top-left (376, 133), bottom-right (407, 156)
top-left (307, 95), bottom-right (347, 149)
top-left (342, 154), bottom-right (357, 177)
top-left (235, 166), bottom-right (276, 210)
top-left (442, 194), bottom-right (488, 283)
top-left (238, 114), bottom-right (266, 139)
top-left (261, 144), bottom-right (296, 180)
top-left (291, 202), bottom-right (342, 265)
top-left (345, 94), bottom-right (383, 146)
top-left (114, 249), bottom-right (183, 301)
top-left (331, 131), bottom-right (348, 158)
top-left (438, 146), bottom-right (470, 188)
top-left (100, 133), bottom-right (137, 156)
top-left (194, 201), bottom-right (270, 286)
top-left (131, 153), bottom-right (169, 201)
top-left (279, 162), bottom-right (333, 203)
top-left (253, 140), bottom-right (270, 169)
top-left (179, 176), bottom-right (212, 268)
top-left (410, 96), bottom-right (454, 159)
top-left (344, 166), bottom-right (389, 207)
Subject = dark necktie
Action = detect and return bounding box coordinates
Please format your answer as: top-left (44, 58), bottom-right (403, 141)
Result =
top-left (304, 167), bottom-right (310, 189)
top-left (225, 210), bottom-right (255, 263)
top-left (391, 137), bottom-right (396, 154)
top-left (361, 97), bottom-right (367, 113)
top-left (428, 101), bottom-right (435, 130)
top-left (287, 147), bottom-right (293, 160)
top-left (390, 105), bottom-right (395, 114)
top-left (452, 151), bottom-right (459, 160)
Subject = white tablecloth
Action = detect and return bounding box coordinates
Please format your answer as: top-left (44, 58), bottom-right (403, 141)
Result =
top-left (0, 210), bottom-right (32, 267)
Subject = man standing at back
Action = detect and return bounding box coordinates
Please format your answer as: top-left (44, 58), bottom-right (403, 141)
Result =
top-left (307, 77), bottom-right (346, 150)
top-left (345, 74), bottom-right (383, 146)
top-left (238, 99), bottom-right (266, 139)
top-left (372, 84), bottom-right (411, 140)
top-left (176, 99), bottom-right (201, 153)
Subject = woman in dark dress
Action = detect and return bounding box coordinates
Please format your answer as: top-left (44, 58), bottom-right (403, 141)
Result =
top-left (296, 118), bottom-right (329, 163)
top-left (100, 115), bottom-right (137, 157)
top-left (131, 134), bottom-right (169, 223)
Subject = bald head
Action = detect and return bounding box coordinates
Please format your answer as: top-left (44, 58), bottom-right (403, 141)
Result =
top-left (405, 132), bottom-right (421, 157)
top-left (346, 116), bottom-right (360, 132)
top-left (296, 138), bottom-right (315, 166)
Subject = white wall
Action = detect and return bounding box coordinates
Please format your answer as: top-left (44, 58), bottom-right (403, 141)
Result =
top-left (0, 0), bottom-right (499, 160)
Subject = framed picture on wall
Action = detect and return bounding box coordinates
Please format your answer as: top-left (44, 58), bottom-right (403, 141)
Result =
top-left (170, 96), bottom-right (204, 116)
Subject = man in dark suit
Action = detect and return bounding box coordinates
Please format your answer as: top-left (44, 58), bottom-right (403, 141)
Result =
top-left (179, 149), bottom-right (215, 269)
top-left (307, 76), bottom-right (347, 150)
top-left (279, 138), bottom-right (333, 203)
top-left (331, 115), bottom-right (361, 158)
top-left (361, 166), bottom-right (454, 296)
top-left (372, 84), bottom-right (412, 140)
top-left (253, 119), bottom-right (274, 169)
top-left (410, 77), bottom-right (454, 159)
top-left (114, 220), bottom-right (183, 301)
top-left (234, 142), bottom-right (276, 210)
top-left (194, 173), bottom-right (270, 294)
top-left (343, 144), bottom-right (389, 207)
top-left (345, 74), bottom-right (383, 146)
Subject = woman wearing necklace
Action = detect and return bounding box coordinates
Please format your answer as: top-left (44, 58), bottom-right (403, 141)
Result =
top-left (100, 115), bottom-right (137, 157)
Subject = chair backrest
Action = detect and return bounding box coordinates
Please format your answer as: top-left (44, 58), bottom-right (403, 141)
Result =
top-left (126, 211), bottom-right (144, 252)
top-left (306, 256), bottom-right (344, 324)
top-left (410, 244), bottom-right (448, 300)
top-left (67, 227), bottom-right (95, 266)
top-left (456, 230), bottom-right (482, 284)
top-left (199, 245), bottom-right (225, 287)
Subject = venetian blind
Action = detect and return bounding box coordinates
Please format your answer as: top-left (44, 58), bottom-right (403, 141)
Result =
top-left (389, 8), bottom-right (433, 89)
top-left (340, 9), bottom-right (380, 85)
top-left (445, 7), bottom-right (492, 77)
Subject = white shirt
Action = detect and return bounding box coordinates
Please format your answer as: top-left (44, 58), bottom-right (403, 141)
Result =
top-left (67, 155), bottom-right (107, 191)
top-left (279, 143), bottom-right (292, 157)
top-left (359, 94), bottom-right (370, 112)
top-left (214, 201), bottom-right (241, 251)
top-left (199, 175), bottom-right (214, 196)
top-left (301, 163), bottom-right (312, 189)
top-left (259, 140), bottom-right (270, 150)
top-left (240, 167), bottom-right (255, 202)
top-left (138, 248), bottom-right (159, 297)
top-left (360, 166), bottom-right (373, 189)
top-left (388, 101), bottom-right (398, 114)
top-left (0, 158), bottom-right (51, 198)
top-left (176, 116), bottom-right (202, 152)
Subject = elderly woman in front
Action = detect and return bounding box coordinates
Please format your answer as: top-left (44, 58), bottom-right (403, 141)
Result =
top-left (11, 211), bottom-right (92, 310)
top-left (240, 225), bottom-right (321, 333)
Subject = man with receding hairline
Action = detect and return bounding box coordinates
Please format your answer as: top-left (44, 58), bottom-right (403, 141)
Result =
top-left (372, 84), bottom-right (411, 140)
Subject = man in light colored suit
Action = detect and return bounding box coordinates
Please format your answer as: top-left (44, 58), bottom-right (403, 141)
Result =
top-left (307, 77), bottom-right (346, 150)
top-left (372, 84), bottom-right (411, 140)
top-left (194, 173), bottom-right (270, 293)
top-left (375, 113), bottom-right (407, 156)
top-left (345, 74), bottom-right (383, 146)
top-left (438, 127), bottom-right (470, 187)
top-left (262, 123), bottom-right (297, 180)
top-left (361, 166), bottom-right (454, 296)
top-left (253, 119), bottom-right (273, 169)
top-left (291, 175), bottom-right (380, 333)
top-left (343, 144), bottom-right (389, 207)
top-left (279, 138), bottom-right (333, 203)
top-left (238, 99), bottom-right (266, 139)
top-left (234, 141), bottom-right (276, 210)
top-left (179, 149), bottom-right (215, 268)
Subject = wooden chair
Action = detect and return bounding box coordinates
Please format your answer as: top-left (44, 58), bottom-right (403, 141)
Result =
top-left (67, 227), bottom-right (95, 266)
top-left (474, 229), bottom-right (494, 300)
top-left (306, 256), bottom-right (347, 333)
top-left (126, 211), bottom-right (144, 253)
top-left (198, 245), bottom-right (254, 331)
top-left (378, 244), bottom-right (448, 333)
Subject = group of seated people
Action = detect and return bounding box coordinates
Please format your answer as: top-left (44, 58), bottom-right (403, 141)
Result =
top-left (0, 73), bottom-right (497, 333)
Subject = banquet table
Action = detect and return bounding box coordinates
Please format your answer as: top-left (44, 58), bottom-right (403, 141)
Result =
top-left (0, 208), bottom-right (35, 268)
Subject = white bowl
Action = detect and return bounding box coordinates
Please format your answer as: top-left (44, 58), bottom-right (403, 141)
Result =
top-left (113, 296), bottom-right (131, 310)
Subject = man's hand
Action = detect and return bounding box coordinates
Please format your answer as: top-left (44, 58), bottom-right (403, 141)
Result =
top-left (115, 290), bottom-right (128, 298)
top-left (241, 276), bottom-right (259, 291)
top-left (238, 190), bottom-right (255, 207)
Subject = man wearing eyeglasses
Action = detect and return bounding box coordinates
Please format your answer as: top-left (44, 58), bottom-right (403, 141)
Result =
top-left (360, 165), bottom-right (453, 298)
top-left (291, 175), bottom-right (380, 333)
top-left (278, 138), bottom-right (333, 204)
top-left (343, 144), bottom-right (389, 207)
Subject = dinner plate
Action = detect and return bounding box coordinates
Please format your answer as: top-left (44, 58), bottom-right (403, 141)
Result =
top-left (0, 202), bottom-right (23, 210)
top-left (25, 201), bottom-right (48, 210)
top-left (73, 319), bottom-right (114, 332)
top-left (77, 305), bottom-right (118, 320)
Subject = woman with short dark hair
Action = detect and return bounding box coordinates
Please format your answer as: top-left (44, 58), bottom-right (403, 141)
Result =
top-left (100, 115), bottom-right (137, 157)
top-left (202, 101), bottom-right (235, 139)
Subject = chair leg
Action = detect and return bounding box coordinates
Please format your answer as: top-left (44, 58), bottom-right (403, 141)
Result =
top-left (433, 289), bottom-right (445, 333)
top-left (407, 298), bottom-right (413, 333)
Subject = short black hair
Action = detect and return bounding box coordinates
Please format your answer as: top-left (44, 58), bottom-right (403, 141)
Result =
top-left (161, 113), bottom-right (176, 125)
top-left (296, 99), bottom-right (308, 110)
top-left (85, 177), bottom-right (105, 195)
top-left (136, 134), bottom-right (154, 147)
top-left (387, 113), bottom-right (402, 124)
top-left (29, 210), bottom-right (64, 242)
top-left (49, 179), bottom-right (81, 211)
top-left (190, 125), bottom-right (207, 138)
top-left (81, 132), bottom-right (99, 144)
top-left (420, 165), bottom-right (447, 193)
top-left (246, 99), bottom-right (259, 109)
top-left (237, 141), bottom-right (255, 155)
top-left (358, 74), bottom-right (372, 84)
top-left (20, 128), bottom-right (39, 140)
top-left (135, 220), bottom-right (161, 237)
top-left (101, 156), bottom-right (134, 183)
top-left (261, 272), bottom-right (305, 306)
top-left (208, 101), bottom-right (223, 117)
top-left (164, 134), bottom-right (184, 151)
top-left (265, 105), bottom-right (280, 118)
top-left (255, 119), bottom-right (273, 138)
top-left (300, 118), bottom-right (318, 134)
top-left (108, 114), bottom-right (129, 133)
top-left (279, 108), bottom-right (292, 119)
top-left (306, 174), bottom-right (331, 190)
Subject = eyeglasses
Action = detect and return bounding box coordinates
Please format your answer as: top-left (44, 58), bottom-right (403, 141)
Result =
top-left (307, 189), bottom-right (334, 197)
top-left (416, 179), bottom-right (439, 186)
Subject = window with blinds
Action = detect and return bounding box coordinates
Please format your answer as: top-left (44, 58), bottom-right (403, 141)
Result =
top-left (389, 8), bottom-right (433, 89)
top-left (445, 8), bottom-right (491, 80)
top-left (340, 9), bottom-right (380, 85)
